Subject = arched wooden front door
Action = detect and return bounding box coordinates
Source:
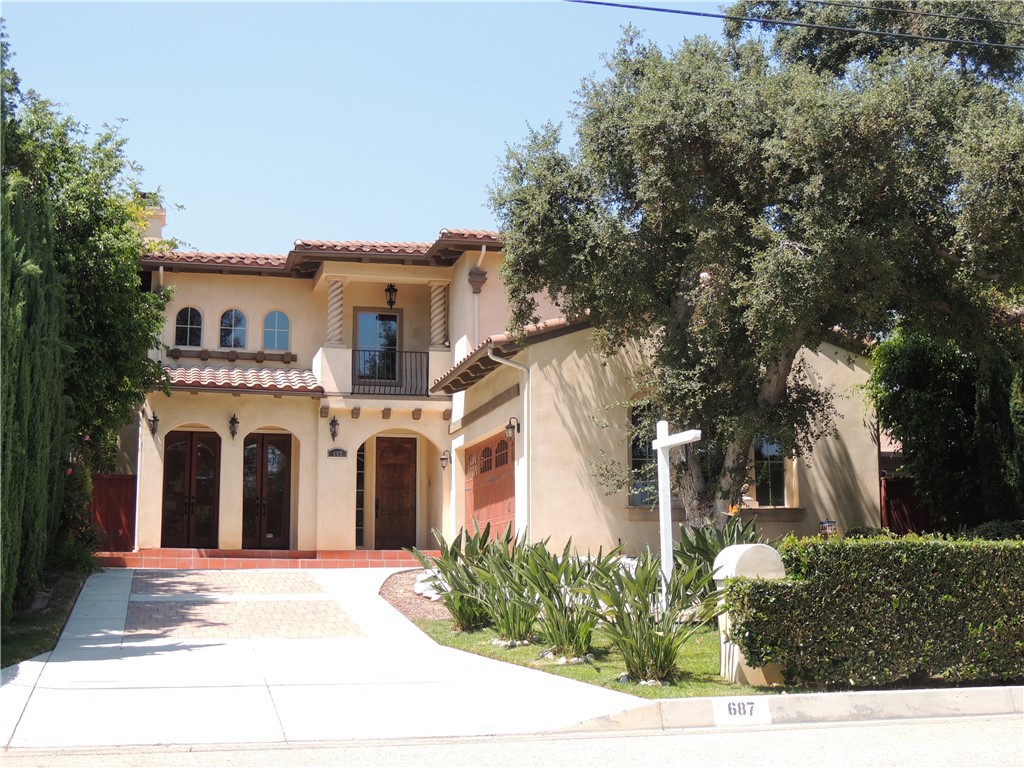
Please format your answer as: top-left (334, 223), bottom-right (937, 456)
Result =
top-left (242, 433), bottom-right (291, 550)
top-left (374, 437), bottom-right (416, 550)
top-left (161, 431), bottom-right (220, 548)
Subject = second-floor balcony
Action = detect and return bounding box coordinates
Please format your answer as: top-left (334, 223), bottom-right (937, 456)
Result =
top-left (351, 349), bottom-right (429, 396)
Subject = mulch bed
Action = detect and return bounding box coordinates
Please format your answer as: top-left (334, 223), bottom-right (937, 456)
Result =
top-left (378, 568), bottom-right (451, 622)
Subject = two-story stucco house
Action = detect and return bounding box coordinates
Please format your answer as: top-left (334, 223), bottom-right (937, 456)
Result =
top-left (108, 217), bottom-right (886, 566)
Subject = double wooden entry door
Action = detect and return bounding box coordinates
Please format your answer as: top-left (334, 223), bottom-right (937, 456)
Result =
top-left (374, 437), bottom-right (416, 550)
top-left (243, 433), bottom-right (291, 550)
top-left (162, 431), bottom-right (221, 548)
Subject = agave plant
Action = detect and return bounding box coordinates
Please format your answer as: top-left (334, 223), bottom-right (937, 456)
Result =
top-left (674, 515), bottom-right (766, 600)
top-left (588, 552), bottom-right (720, 682)
top-left (408, 524), bottom-right (495, 631)
top-left (517, 540), bottom-right (619, 657)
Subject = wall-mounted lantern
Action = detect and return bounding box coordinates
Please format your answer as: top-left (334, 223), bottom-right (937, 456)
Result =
top-left (329, 416), bottom-right (339, 442)
top-left (440, 449), bottom-right (451, 469)
top-left (229, 414), bottom-right (239, 439)
top-left (147, 411), bottom-right (159, 436)
top-left (505, 417), bottom-right (521, 440)
top-left (385, 283), bottom-right (398, 309)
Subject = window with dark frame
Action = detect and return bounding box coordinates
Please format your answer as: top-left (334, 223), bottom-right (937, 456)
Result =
top-left (754, 438), bottom-right (786, 507)
top-left (175, 307), bottom-right (202, 347)
top-left (630, 405), bottom-right (657, 506)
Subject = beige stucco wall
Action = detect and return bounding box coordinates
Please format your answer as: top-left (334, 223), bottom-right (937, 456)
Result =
top-left (161, 272), bottom-right (325, 368)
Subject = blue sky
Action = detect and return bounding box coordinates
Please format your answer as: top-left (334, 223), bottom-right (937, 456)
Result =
top-left (3, 2), bottom-right (723, 253)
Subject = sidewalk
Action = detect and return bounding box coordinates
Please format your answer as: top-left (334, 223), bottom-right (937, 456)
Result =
top-left (2, 568), bottom-right (1021, 751)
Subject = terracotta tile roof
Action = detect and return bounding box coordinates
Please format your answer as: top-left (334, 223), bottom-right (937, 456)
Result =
top-left (143, 251), bottom-right (288, 268)
top-left (292, 240), bottom-right (432, 256)
top-left (438, 228), bottom-right (500, 242)
top-left (165, 365), bottom-right (323, 395)
top-left (431, 318), bottom-right (579, 395)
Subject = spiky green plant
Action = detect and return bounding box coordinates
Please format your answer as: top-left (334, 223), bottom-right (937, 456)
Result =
top-left (517, 540), bottom-right (618, 657)
top-left (674, 515), bottom-right (766, 600)
top-left (473, 524), bottom-right (541, 642)
top-left (589, 552), bottom-right (720, 682)
top-left (408, 524), bottom-right (495, 631)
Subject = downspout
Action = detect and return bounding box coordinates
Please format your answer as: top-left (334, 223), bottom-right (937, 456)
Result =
top-left (486, 349), bottom-right (530, 537)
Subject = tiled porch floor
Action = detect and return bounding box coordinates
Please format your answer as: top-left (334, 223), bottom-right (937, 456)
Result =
top-left (95, 548), bottom-right (437, 570)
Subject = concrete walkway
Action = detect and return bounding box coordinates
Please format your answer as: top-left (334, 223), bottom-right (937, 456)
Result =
top-left (2, 568), bottom-right (1021, 751)
top-left (1, 568), bottom-right (643, 748)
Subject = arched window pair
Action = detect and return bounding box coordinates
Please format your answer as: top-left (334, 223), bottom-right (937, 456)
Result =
top-left (174, 308), bottom-right (290, 351)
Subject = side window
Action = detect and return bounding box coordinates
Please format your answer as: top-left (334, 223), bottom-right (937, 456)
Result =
top-left (220, 309), bottom-right (246, 349)
top-left (263, 311), bottom-right (290, 351)
top-left (754, 438), bottom-right (786, 506)
top-left (630, 405), bottom-right (657, 506)
top-left (175, 307), bottom-right (202, 348)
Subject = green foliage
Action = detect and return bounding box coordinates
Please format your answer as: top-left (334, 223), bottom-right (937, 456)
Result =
top-left (474, 526), bottom-right (541, 642)
top-left (588, 553), bottom-right (721, 682)
top-left (49, 463), bottom-right (101, 573)
top-left (964, 520), bottom-right (1024, 541)
top-left (844, 527), bottom-right (897, 540)
top-left (674, 515), bottom-right (766, 600)
top-left (517, 541), bottom-right (619, 657)
top-left (866, 329), bottom-right (1024, 530)
top-left (409, 526), bottom-right (492, 631)
top-left (489, 9), bottom-right (1024, 523)
top-left (726, 536), bottom-right (1024, 689)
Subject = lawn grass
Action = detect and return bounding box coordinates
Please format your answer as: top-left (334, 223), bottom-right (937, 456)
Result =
top-left (1, 570), bottom-right (89, 668)
top-left (415, 618), bottom-right (775, 699)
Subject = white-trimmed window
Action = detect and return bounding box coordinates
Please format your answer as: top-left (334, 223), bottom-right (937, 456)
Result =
top-left (263, 311), bottom-right (290, 351)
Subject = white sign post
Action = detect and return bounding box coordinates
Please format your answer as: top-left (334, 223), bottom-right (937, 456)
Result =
top-left (652, 420), bottom-right (702, 588)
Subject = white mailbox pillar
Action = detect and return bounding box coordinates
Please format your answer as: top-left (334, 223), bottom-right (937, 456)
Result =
top-left (713, 543), bottom-right (786, 686)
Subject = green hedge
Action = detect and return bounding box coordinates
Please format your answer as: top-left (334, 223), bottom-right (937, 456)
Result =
top-left (724, 536), bottom-right (1024, 689)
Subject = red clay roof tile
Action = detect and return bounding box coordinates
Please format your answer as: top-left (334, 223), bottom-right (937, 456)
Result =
top-left (143, 252), bottom-right (289, 268)
top-left (165, 365), bottom-right (323, 395)
top-left (292, 240), bottom-right (431, 255)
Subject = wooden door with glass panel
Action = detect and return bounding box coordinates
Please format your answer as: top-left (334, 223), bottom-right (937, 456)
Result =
top-left (161, 431), bottom-right (220, 548)
top-left (243, 433), bottom-right (291, 550)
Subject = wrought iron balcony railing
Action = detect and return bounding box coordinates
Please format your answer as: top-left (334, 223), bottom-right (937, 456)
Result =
top-left (351, 349), bottom-right (429, 396)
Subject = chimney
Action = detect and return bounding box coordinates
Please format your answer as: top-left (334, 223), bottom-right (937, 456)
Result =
top-left (140, 193), bottom-right (166, 241)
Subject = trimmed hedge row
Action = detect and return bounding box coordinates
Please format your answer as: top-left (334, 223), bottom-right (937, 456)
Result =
top-left (724, 536), bottom-right (1024, 689)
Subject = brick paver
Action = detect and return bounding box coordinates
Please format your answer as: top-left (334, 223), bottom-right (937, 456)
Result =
top-left (125, 570), bottom-right (363, 639)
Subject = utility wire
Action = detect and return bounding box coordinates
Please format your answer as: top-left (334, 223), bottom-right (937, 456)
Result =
top-left (808, 0), bottom-right (1024, 30)
top-left (564, 0), bottom-right (1024, 52)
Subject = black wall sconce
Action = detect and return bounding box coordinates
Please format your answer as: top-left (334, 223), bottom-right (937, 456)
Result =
top-left (440, 449), bottom-right (451, 469)
top-left (329, 416), bottom-right (339, 442)
top-left (505, 417), bottom-right (521, 440)
top-left (385, 283), bottom-right (398, 309)
top-left (147, 411), bottom-right (159, 436)
top-left (229, 414), bottom-right (239, 439)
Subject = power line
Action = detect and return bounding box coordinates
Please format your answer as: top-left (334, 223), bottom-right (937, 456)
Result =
top-left (563, 0), bottom-right (1024, 52)
top-left (809, 0), bottom-right (1024, 30)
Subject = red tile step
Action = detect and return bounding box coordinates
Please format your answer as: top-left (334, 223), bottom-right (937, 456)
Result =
top-left (95, 548), bottom-right (440, 570)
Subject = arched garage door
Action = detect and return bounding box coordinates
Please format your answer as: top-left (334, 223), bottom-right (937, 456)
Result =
top-left (465, 434), bottom-right (514, 535)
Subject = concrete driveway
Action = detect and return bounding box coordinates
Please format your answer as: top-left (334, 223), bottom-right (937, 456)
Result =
top-left (1, 568), bottom-right (643, 749)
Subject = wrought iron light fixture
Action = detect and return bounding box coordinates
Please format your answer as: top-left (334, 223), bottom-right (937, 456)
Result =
top-left (229, 414), bottom-right (239, 439)
top-left (505, 417), bottom-right (521, 440)
top-left (385, 283), bottom-right (398, 309)
top-left (147, 411), bottom-right (159, 436)
top-left (329, 416), bottom-right (339, 442)
top-left (439, 449), bottom-right (451, 469)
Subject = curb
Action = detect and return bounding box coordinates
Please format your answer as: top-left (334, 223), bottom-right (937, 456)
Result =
top-left (566, 685), bottom-right (1024, 732)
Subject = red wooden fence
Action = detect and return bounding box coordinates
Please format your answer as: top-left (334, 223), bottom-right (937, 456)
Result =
top-left (91, 474), bottom-right (136, 551)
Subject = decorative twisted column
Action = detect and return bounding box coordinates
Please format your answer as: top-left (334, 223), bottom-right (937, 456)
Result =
top-left (429, 282), bottom-right (449, 347)
top-left (327, 279), bottom-right (345, 345)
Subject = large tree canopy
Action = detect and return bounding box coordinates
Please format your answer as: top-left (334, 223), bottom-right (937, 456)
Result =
top-left (490, 6), bottom-right (1024, 524)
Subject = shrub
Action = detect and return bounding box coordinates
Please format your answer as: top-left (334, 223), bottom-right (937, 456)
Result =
top-left (725, 536), bottom-right (1024, 689)
top-left (674, 514), bottom-right (766, 600)
top-left (964, 520), bottom-right (1024, 540)
top-left (49, 463), bottom-right (101, 573)
top-left (844, 526), bottom-right (897, 540)
top-left (518, 541), bottom-right (618, 657)
top-left (474, 526), bottom-right (541, 642)
top-left (409, 525), bottom-right (493, 631)
top-left (588, 552), bottom-right (720, 682)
